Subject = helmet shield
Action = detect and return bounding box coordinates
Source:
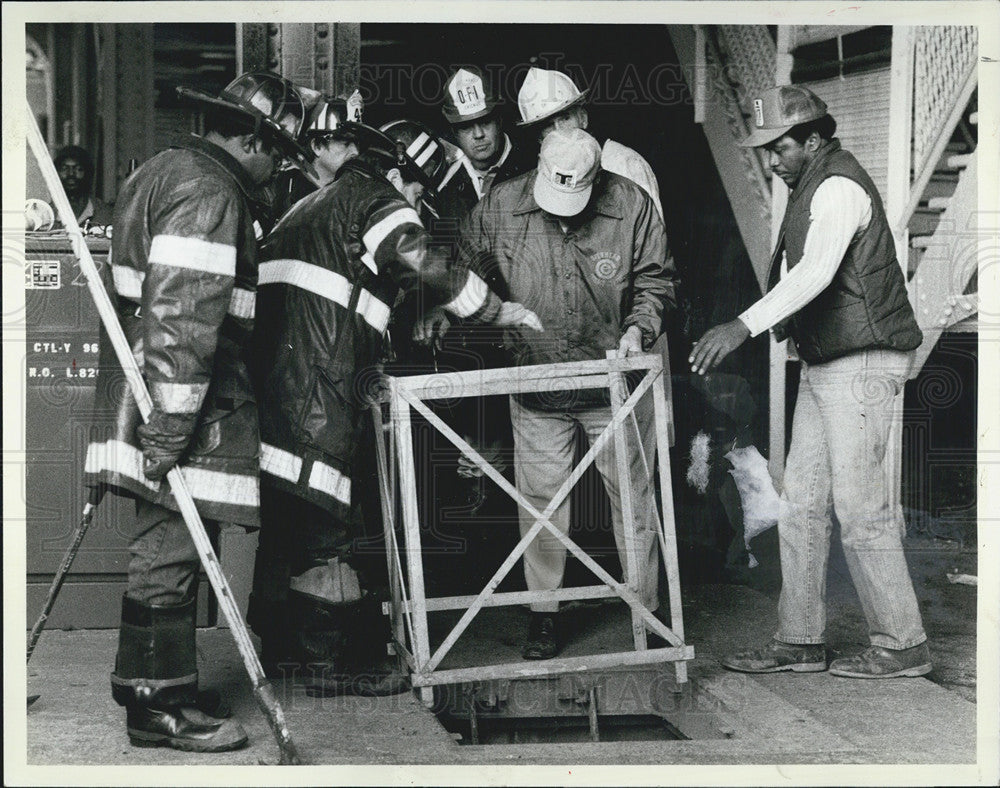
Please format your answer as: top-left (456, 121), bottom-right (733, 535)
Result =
top-left (179, 72), bottom-right (315, 173)
top-left (377, 119), bottom-right (446, 195)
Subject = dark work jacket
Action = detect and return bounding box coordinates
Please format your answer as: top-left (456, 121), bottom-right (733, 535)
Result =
top-left (768, 140), bottom-right (922, 364)
top-left (431, 138), bottom-right (535, 239)
top-left (85, 135), bottom-right (263, 527)
top-left (414, 139), bottom-right (535, 368)
top-left (460, 169), bottom-right (676, 409)
top-left (253, 157), bottom-right (501, 516)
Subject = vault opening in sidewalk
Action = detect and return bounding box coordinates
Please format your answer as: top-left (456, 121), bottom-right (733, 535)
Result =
top-left (429, 668), bottom-right (732, 745)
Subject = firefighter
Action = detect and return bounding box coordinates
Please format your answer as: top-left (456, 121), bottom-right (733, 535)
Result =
top-left (516, 65), bottom-right (663, 219)
top-left (407, 67), bottom-right (535, 584)
top-left (270, 88), bottom-right (380, 217)
top-left (248, 119), bottom-right (543, 696)
top-left (84, 73), bottom-right (312, 752)
top-left (434, 66), bottom-right (535, 223)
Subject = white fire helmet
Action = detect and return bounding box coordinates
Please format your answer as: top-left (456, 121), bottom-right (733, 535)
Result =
top-left (441, 66), bottom-right (499, 125)
top-left (516, 66), bottom-right (588, 127)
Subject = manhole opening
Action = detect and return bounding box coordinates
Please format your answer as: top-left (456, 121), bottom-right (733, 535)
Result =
top-left (431, 676), bottom-right (732, 745)
top-left (438, 712), bottom-right (689, 745)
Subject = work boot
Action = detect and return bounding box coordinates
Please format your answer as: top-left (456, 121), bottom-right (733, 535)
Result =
top-left (828, 642), bottom-right (932, 679)
top-left (522, 613), bottom-right (559, 660)
top-left (303, 599), bottom-right (409, 697)
top-left (126, 704), bottom-right (248, 752)
top-left (195, 689), bottom-right (232, 719)
top-left (721, 639), bottom-right (827, 673)
top-left (305, 658), bottom-right (410, 698)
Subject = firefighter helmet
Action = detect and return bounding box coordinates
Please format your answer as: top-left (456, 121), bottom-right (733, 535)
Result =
top-left (178, 72), bottom-right (314, 169)
top-left (516, 66), bottom-right (588, 127)
top-left (441, 66), bottom-right (499, 125)
top-left (305, 89), bottom-right (376, 144)
top-left (377, 119), bottom-right (446, 195)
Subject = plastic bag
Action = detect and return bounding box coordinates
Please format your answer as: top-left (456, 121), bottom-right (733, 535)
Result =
top-left (725, 445), bottom-right (781, 568)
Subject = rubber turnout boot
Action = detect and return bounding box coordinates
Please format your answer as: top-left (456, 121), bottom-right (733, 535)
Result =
top-left (126, 705), bottom-right (248, 752)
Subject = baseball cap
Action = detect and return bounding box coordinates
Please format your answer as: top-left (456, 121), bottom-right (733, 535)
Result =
top-left (739, 85), bottom-right (829, 148)
top-left (533, 127), bottom-right (601, 216)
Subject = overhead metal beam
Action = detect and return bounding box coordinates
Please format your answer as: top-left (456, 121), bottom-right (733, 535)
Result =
top-left (237, 23), bottom-right (360, 95)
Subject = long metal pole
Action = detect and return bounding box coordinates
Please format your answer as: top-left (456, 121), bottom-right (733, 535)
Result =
top-left (27, 486), bottom-right (104, 663)
top-left (25, 102), bottom-right (301, 764)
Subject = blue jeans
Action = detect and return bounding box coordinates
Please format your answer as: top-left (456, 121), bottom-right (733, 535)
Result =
top-left (775, 349), bottom-right (926, 650)
top-left (509, 395), bottom-right (659, 614)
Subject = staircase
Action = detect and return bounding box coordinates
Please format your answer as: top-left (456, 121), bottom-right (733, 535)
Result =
top-left (905, 101), bottom-right (979, 374)
top-left (901, 23), bottom-right (979, 376)
top-left (907, 102), bottom-right (978, 275)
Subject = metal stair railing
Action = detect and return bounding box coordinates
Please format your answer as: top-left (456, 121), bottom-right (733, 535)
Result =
top-left (900, 26), bottom-right (978, 238)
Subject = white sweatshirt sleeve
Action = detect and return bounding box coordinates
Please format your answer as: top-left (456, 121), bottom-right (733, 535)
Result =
top-left (738, 176), bottom-right (872, 337)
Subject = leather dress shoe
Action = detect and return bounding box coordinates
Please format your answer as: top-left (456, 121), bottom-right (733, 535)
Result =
top-left (522, 613), bottom-right (559, 660)
top-left (828, 642), bottom-right (932, 678)
top-left (721, 639), bottom-right (827, 673)
top-left (126, 705), bottom-right (248, 752)
top-left (305, 670), bottom-right (411, 698)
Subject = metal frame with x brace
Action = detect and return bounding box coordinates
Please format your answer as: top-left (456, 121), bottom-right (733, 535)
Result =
top-left (372, 352), bottom-right (693, 706)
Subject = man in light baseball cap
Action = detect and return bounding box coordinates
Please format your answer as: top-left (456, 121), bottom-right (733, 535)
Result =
top-left (454, 125), bottom-right (677, 659)
top-left (690, 83), bottom-right (930, 680)
top-left (533, 126), bottom-right (602, 216)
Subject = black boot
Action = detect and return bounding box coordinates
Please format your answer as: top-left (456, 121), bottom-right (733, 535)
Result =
top-left (112, 595), bottom-right (247, 752)
top-left (522, 612), bottom-right (559, 660)
top-left (303, 597), bottom-right (409, 698)
top-left (282, 590), bottom-right (349, 690)
top-left (126, 704), bottom-right (247, 752)
top-left (247, 592), bottom-right (298, 680)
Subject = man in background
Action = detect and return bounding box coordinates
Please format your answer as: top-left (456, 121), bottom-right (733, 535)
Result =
top-left (516, 65), bottom-right (663, 219)
top-left (54, 144), bottom-right (113, 227)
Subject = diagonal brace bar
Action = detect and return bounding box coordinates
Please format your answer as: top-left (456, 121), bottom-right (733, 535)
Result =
top-left (398, 368), bottom-right (679, 673)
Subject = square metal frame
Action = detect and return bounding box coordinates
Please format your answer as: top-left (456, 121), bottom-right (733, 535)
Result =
top-left (372, 352), bottom-right (693, 705)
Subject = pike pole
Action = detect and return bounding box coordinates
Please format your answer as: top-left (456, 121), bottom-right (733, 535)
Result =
top-left (27, 485), bottom-right (104, 664)
top-left (25, 102), bottom-right (302, 765)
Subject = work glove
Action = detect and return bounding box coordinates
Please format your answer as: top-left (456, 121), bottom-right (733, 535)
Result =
top-left (137, 410), bottom-right (199, 481)
top-left (495, 302), bottom-right (543, 332)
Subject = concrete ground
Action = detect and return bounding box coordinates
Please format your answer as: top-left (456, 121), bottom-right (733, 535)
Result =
top-left (24, 527), bottom-right (978, 767)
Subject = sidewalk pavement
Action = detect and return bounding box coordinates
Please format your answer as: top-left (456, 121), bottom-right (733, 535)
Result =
top-left (24, 578), bottom-right (976, 767)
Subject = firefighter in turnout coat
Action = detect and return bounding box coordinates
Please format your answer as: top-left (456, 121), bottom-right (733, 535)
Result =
top-left (248, 120), bottom-right (542, 696)
top-left (84, 72), bottom-right (312, 752)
